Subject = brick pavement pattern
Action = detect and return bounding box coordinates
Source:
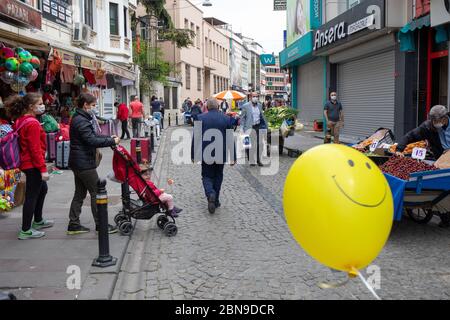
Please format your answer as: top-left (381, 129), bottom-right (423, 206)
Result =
top-left (113, 127), bottom-right (450, 300)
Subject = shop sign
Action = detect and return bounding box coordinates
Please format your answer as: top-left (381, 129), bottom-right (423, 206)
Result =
top-left (431, 0), bottom-right (450, 27)
top-left (103, 62), bottom-right (135, 81)
top-left (274, 0), bottom-right (286, 11)
top-left (286, 0), bottom-right (322, 47)
top-left (313, 0), bottom-right (385, 52)
top-left (0, 0), bottom-right (42, 29)
top-left (57, 48), bottom-right (101, 70)
top-left (42, 0), bottom-right (72, 27)
top-left (260, 54), bottom-right (276, 66)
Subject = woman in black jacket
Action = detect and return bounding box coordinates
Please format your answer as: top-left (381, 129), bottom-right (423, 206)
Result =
top-left (67, 93), bottom-right (120, 235)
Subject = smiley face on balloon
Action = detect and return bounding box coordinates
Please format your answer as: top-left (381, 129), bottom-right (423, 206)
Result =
top-left (283, 144), bottom-right (393, 274)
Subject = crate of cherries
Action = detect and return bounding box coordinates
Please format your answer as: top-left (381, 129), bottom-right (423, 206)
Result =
top-left (379, 155), bottom-right (438, 181)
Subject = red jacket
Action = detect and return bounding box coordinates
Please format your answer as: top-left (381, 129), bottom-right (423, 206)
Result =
top-left (13, 115), bottom-right (47, 173)
top-left (117, 103), bottom-right (129, 121)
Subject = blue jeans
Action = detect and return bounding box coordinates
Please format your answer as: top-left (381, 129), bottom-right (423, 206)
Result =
top-left (201, 163), bottom-right (224, 205)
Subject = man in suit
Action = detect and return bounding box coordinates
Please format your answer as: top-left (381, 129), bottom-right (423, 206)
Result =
top-left (191, 98), bottom-right (237, 214)
top-left (240, 92), bottom-right (268, 166)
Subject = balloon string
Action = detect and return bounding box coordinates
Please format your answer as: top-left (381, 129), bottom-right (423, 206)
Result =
top-left (356, 270), bottom-right (382, 301)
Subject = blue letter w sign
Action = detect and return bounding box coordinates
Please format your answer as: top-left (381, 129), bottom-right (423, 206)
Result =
top-left (260, 54), bottom-right (276, 66)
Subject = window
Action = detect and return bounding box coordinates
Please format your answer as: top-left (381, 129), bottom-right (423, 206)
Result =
top-left (84, 0), bottom-right (94, 29)
top-left (213, 75), bottom-right (217, 93)
top-left (205, 37), bottom-right (209, 57)
top-left (196, 26), bottom-right (200, 48)
top-left (185, 19), bottom-right (189, 30)
top-left (123, 7), bottom-right (128, 38)
top-left (140, 22), bottom-right (148, 40)
top-left (109, 3), bottom-right (119, 36)
top-left (209, 40), bottom-right (212, 57)
top-left (185, 64), bottom-right (191, 90)
top-left (197, 68), bottom-right (202, 91)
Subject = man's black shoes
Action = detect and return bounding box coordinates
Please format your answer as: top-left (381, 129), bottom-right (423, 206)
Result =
top-left (208, 194), bottom-right (216, 214)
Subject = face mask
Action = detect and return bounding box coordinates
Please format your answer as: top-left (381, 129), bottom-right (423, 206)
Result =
top-left (35, 104), bottom-right (46, 115)
top-left (252, 98), bottom-right (258, 104)
top-left (434, 123), bottom-right (444, 129)
top-left (331, 96), bottom-right (337, 101)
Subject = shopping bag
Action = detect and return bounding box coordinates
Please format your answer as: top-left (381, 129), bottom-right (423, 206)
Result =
top-left (13, 181), bottom-right (25, 207)
top-left (280, 120), bottom-right (290, 138)
top-left (241, 134), bottom-right (252, 150)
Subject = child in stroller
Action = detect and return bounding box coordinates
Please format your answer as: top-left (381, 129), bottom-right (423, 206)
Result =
top-left (139, 163), bottom-right (182, 218)
top-left (111, 146), bottom-right (181, 237)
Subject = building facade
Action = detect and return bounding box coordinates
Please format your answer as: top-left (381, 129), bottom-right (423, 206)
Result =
top-left (203, 18), bottom-right (230, 98)
top-left (265, 56), bottom-right (288, 101)
top-left (0, 0), bottom-right (138, 118)
top-left (280, 0), bottom-right (412, 142)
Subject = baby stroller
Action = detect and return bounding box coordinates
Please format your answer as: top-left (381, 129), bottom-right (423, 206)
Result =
top-left (112, 145), bottom-right (178, 237)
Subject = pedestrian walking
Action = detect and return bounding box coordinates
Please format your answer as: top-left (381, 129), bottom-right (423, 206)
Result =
top-left (191, 98), bottom-right (237, 214)
top-left (324, 91), bottom-right (344, 144)
top-left (191, 99), bottom-right (203, 122)
top-left (151, 96), bottom-right (163, 125)
top-left (220, 100), bottom-right (229, 113)
top-left (4, 93), bottom-right (54, 240)
top-left (240, 92), bottom-right (268, 166)
top-left (116, 102), bottom-right (130, 140)
top-left (130, 96), bottom-right (145, 138)
top-left (67, 93), bottom-right (120, 235)
top-left (159, 97), bottom-right (165, 130)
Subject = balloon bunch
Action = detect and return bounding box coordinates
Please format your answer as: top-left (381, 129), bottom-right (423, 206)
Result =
top-left (0, 46), bottom-right (40, 92)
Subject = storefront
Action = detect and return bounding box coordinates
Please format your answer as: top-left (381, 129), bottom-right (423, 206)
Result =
top-left (280, 31), bottom-right (325, 124)
top-left (313, 0), bottom-right (401, 140)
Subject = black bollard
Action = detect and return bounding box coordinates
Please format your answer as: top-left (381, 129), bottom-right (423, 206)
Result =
top-left (150, 126), bottom-right (155, 152)
top-left (168, 113), bottom-right (171, 127)
top-left (92, 179), bottom-right (117, 268)
top-left (176, 113), bottom-right (179, 126)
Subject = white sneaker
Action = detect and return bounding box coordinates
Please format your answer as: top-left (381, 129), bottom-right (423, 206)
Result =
top-left (18, 228), bottom-right (45, 240)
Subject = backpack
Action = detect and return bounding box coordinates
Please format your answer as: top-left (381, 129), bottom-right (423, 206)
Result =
top-left (0, 118), bottom-right (38, 170)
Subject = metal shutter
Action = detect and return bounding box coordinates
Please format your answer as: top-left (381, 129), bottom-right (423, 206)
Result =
top-left (298, 59), bottom-right (325, 123)
top-left (338, 50), bottom-right (395, 140)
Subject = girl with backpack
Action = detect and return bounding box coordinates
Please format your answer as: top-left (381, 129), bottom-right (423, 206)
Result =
top-left (4, 93), bottom-right (53, 240)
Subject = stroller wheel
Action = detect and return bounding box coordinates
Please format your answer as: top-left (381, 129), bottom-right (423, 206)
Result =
top-left (157, 215), bottom-right (169, 230)
top-left (164, 222), bottom-right (178, 237)
top-left (114, 213), bottom-right (128, 225)
top-left (119, 221), bottom-right (133, 236)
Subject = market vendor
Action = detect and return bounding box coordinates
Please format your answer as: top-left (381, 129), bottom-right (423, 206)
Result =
top-left (396, 105), bottom-right (450, 159)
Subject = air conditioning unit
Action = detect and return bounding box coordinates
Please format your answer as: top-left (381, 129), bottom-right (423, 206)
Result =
top-left (73, 23), bottom-right (92, 46)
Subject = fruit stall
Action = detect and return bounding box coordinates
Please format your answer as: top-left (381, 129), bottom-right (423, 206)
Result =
top-left (264, 107), bottom-right (302, 157)
top-left (352, 129), bottom-right (450, 224)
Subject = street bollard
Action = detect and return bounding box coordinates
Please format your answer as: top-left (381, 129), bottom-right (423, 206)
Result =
top-left (176, 113), bottom-right (179, 126)
top-left (92, 179), bottom-right (117, 268)
top-left (150, 126), bottom-right (155, 152)
top-left (168, 113), bottom-right (171, 127)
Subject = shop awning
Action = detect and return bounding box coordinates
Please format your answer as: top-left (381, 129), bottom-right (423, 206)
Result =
top-left (280, 31), bottom-right (314, 68)
top-left (398, 15), bottom-right (430, 52)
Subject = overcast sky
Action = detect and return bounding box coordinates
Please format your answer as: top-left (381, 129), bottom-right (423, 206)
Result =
top-left (200, 0), bottom-right (287, 54)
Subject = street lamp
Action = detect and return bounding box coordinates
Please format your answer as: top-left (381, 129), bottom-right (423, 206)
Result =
top-left (202, 0), bottom-right (212, 7)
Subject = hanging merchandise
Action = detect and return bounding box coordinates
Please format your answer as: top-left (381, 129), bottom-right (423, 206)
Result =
top-left (95, 68), bottom-right (106, 79)
top-left (83, 68), bottom-right (96, 85)
top-left (0, 45), bottom-right (42, 92)
top-left (49, 49), bottom-right (62, 75)
top-left (73, 73), bottom-right (86, 86)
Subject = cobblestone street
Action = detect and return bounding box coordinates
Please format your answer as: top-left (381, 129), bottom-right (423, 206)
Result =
top-left (113, 127), bottom-right (450, 300)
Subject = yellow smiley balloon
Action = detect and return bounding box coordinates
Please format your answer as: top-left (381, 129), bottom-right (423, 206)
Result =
top-left (283, 144), bottom-right (393, 273)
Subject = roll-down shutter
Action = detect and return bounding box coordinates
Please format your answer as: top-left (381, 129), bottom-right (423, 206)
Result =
top-left (298, 58), bottom-right (325, 123)
top-left (338, 50), bottom-right (395, 139)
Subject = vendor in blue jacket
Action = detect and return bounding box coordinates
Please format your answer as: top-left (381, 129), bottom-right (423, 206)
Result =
top-left (396, 105), bottom-right (450, 228)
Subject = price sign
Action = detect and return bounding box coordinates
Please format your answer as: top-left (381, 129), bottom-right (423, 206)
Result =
top-left (369, 140), bottom-right (379, 152)
top-left (412, 147), bottom-right (427, 160)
